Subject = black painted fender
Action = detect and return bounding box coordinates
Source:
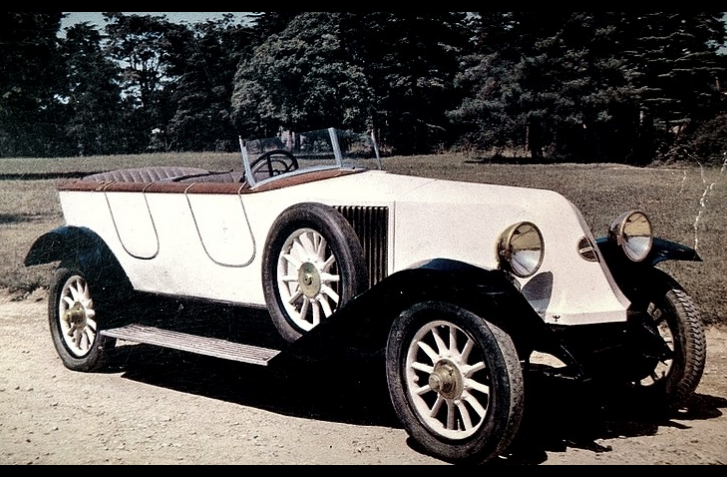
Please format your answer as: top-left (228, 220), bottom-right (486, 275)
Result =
top-left (291, 259), bottom-right (559, 361)
top-left (25, 226), bottom-right (131, 293)
top-left (597, 236), bottom-right (701, 297)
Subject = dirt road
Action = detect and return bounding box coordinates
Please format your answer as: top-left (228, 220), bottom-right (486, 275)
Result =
top-left (1, 289), bottom-right (726, 465)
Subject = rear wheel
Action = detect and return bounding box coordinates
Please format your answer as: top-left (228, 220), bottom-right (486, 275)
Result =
top-left (386, 302), bottom-right (525, 464)
top-left (48, 265), bottom-right (117, 372)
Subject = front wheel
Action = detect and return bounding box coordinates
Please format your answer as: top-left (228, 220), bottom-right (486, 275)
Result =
top-left (48, 266), bottom-right (117, 372)
top-left (386, 302), bottom-right (525, 464)
top-left (628, 271), bottom-right (706, 412)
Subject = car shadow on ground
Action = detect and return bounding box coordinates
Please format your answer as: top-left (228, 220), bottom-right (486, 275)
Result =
top-left (496, 376), bottom-right (727, 465)
top-left (102, 300), bottom-right (727, 465)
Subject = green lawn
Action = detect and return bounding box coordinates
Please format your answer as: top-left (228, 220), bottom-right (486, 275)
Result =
top-left (1, 153), bottom-right (724, 325)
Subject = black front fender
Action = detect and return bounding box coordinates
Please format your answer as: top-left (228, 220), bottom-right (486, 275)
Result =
top-left (597, 236), bottom-right (700, 302)
top-left (598, 236), bottom-right (700, 280)
top-left (25, 226), bottom-right (130, 290)
top-left (291, 259), bottom-right (552, 359)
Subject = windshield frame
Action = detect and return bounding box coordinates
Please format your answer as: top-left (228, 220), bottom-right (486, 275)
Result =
top-left (239, 127), bottom-right (381, 188)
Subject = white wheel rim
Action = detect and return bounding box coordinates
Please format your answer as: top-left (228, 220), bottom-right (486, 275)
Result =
top-left (58, 275), bottom-right (98, 358)
top-left (276, 228), bottom-right (341, 332)
top-left (405, 321), bottom-right (491, 440)
top-left (637, 303), bottom-right (675, 387)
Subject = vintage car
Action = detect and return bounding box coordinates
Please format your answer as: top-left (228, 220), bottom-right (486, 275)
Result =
top-left (25, 128), bottom-right (706, 464)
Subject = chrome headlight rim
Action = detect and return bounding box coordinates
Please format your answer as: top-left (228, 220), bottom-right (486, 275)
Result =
top-left (609, 210), bottom-right (654, 263)
top-left (497, 221), bottom-right (545, 279)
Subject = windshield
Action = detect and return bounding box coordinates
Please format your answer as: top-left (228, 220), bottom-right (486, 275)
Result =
top-left (239, 127), bottom-right (381, 187)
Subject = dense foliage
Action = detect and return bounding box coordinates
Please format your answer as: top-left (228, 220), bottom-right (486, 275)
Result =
top-left (1, 12), bottom-right (726, 163)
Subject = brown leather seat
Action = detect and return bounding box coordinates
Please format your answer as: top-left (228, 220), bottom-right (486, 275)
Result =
top-left (83, 166), bottom-right (211, 183)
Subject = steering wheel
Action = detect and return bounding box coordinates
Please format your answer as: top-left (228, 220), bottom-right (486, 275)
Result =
top-left (247, 149), bottom-right (299, 183)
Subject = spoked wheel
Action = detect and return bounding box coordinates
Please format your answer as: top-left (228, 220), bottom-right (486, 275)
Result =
top-left (278, 228), bottom-right (343, 331)
top-left (263, 203), bottom-right (367, 345)
top-left (386, 302), bottom-right (525, 464)
top-left (627, 271), bottom-right (706, 412)
top-left (49, 265), bottom-right (116, 372)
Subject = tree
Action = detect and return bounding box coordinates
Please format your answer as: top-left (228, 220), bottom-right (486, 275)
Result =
top-left (165, 15), bottom-right (254, 151)
top-left (621, 13), bottom-right (726, 160)
top-left (451, 12), bottom-right (726, 163)
top-left (103, 12), bottom-right (190, 152)
top-left (0, 12), bottom-right (65, 157)
top-left (60, 22), bottom-right (127, 156)
top-left (232, 13), bottom-right (375, 138)
top-left (247, 12), bottom-right (300, 43)
top-left (340, 12), bottom-right (471, 154)
top-left (232, 12), bottom-right (470, 154)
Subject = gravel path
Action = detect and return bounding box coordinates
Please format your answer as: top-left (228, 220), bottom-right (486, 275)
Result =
top-left (1, 290), bottom-right (725, 465)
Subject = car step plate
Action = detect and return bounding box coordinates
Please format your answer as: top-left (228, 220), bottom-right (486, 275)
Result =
top-left (101, 324), bottom-right (281, 366)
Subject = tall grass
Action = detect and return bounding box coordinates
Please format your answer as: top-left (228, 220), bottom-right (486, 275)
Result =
top-left (1, 153), bottom-right (724, 325)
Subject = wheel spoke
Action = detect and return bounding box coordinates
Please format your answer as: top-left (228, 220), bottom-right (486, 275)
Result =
top-left (430, 395), bottom-right (445, 418)
top-left (456, 401), bottom-right (474, 431)
top-left (463, 391), bottom-right (488, 418)
top-left (315, 235), bottom-right (328, 261)
top-left (320, 285), bottom-right (340, 305)
top-left (288, 289), bottom-right (303, 306)
top-left (431, 328), bottom-right (448, 356)
top-left (321, 255), bottom-right (336, 273)
top-left (320, 272), bottom-right (340, 284)
top-left (416, 385), bottom-right (433, 397)
top-left (69, 284), bottom-right (81, 303)
top-left (446, 401), bottom-right (456, 430)
top-left (460, 338), bottom-right (474, 363)
top-left (463, 361), bottom-right (486, 377)
top-left (311, 300), bottom-right (321, 326)
top-left (283, 253), bottom-right (302, 269)
top-left (62, 296), bottom-right (75, 308)
top-left (417, 341), bottom-right (441, 364)
top-left (81, 282), bottom-right (90, 300)
top-left (83, 329), bottom-right (95, 350)
top-left (449, 326), bottom-right (459, 355)
top-left (411, 361), bottom-right (434, 374)
top-left (72, 329), bottom-right (83, 349)
top-left (465, 377), bottom-right (490, 396)
top-left (298, 232), bottom-right (316, 256)
top-left (299, 297), bottom-right (310, 320)
top-left (318, 296), bottom-right (333, 318)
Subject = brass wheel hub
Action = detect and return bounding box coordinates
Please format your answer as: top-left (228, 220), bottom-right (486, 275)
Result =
top-left (63, 302), bottom-right (87, 335)
top-left (64, 302), bottom-right (86, 325)
top-left (298, 262), bottom-right (322, 299)
top-left (428, 360), bottom-right (464, 400)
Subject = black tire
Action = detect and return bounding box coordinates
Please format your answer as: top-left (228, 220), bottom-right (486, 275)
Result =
top-left (386, 301), bottom-right (525, 465)
top-left (262, 202), bottom-right (368, 345)
top-left (627, 270), bottom-right (706, 412)
top-left (48, 264), bottom-right (118, 372)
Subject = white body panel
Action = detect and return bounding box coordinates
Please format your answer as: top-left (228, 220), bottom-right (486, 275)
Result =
top-left (59, 170), bottom-right (631, 326)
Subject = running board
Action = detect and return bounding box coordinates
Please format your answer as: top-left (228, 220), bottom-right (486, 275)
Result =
top-left (101, 324), bottom-right (281, 366)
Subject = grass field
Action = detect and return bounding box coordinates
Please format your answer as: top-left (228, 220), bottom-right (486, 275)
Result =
top-left (1, 152), bottom-right (725, 325)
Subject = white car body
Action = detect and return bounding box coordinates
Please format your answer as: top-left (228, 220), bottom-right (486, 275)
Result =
top-left (58, 168), bottom-right (630, 327)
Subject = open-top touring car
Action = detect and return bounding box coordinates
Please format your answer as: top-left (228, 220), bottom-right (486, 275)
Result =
top-left (25, 128), bottom-right (706, 464)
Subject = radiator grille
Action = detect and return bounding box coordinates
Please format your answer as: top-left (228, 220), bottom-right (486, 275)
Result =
top-left (335, 206), bottom-right (389, 288)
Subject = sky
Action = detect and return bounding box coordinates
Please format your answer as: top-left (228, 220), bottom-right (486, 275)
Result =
top-left (61, 12), bottom-right (253, 31)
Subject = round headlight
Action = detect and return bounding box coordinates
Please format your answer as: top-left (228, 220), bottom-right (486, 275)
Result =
top-left (498, 222), bottom-right (545, 278)
top-left (609, 210), bottom-right (653, 263)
